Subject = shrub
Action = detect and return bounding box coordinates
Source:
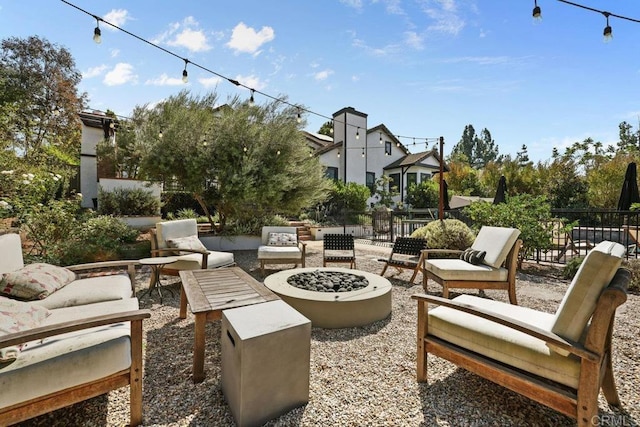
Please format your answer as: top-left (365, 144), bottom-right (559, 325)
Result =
top-left (162, 191), bottom-right (206, 217)
top-left (411, 219), bottom-right (475, 250)
top-left (98, 187), bottom-right (161, 216)
top-left (222, 214), bottom-right (291, 236)
top-left (57, 216), bottom-right (139, 265)
top-left (406, 180), bottom-right (439, 209)
top-left (562, 256), bottom-right (584, 279)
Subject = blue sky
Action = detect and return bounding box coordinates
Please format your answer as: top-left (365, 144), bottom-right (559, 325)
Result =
top-left (1, 0), bottom-right (639, 162)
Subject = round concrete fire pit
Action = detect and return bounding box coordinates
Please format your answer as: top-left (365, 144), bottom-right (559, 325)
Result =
top-left (263, 267), bottom-right (392, 328)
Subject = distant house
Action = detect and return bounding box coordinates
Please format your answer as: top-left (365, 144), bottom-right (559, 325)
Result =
top-left (305, 106), bottom-right (448, 207)
top-left (78, 111), bottom-right (116, 209)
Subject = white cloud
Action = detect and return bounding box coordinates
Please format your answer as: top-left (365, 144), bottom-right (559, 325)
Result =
top-left (419, 0), bottom-right (466, 35)
top-left (226, 22), bottom-right (275, 55)
top-left (83, 64), bottom-right (108, 78)
top-left (314, 69), bottom-right (334, 81)
top-left (110, 48), bottom-right (120, 58)
top-left (199, 76), bottom-right (222, 88)
top-left (340, 0), bottom-right (363, 10)
top-left (152, 17), bottom-right (211, 53)
top-left (234, 74), bottom-right (265, 91)
top-left (404, 31), bottom-right (424, 49)
top-left (352, 75), bottom-right (360, 82)
top-left (439, 56), bottom-right (510, 65)
top-left (144, 73), bottom-right (185, 86)
top-left (168, 28), bottom-right (211, 52)
top-left (103, 9), bottom-right (131, 30)
top-left (103, 63), bottom-right (137, 86)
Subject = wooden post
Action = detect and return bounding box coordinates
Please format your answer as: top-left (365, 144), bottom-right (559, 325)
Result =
top-left (438, 136), bottom-right (444, 220)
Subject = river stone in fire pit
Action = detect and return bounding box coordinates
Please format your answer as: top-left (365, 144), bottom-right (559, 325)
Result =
top-left (287, 270), bottom-right (368, 292)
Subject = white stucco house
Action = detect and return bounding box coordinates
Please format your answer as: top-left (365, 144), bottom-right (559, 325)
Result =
top-left (305, 106), bottom-right (447, 207)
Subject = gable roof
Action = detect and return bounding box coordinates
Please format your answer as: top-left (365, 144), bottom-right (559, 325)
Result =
top-left (383, 148), bottom-right (449, 172)
top-left (368, 124), bottom-right (409, 155)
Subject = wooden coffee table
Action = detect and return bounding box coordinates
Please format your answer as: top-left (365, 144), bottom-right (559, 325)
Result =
top-left (179, 267), bottom-right (279, 382)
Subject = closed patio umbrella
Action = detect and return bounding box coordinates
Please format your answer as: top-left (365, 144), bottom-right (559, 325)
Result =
top-left (617, 162), bottom-right (640, 211)
top-left (493, 175), bottom-right (507, 205)
top-left (443, 179), bottom-right (451, 211)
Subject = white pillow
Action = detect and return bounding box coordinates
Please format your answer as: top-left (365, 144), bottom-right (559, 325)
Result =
top-left (267, 232), bottom-right (298, 246)
top-left (0, 263), bottom-right (76, 300)
top-left (166, 235), bottom-right (208, 255)
top-left (0, 297), bottom-right (51, 362)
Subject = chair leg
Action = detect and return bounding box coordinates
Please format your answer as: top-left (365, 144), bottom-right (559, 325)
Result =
top-left (442, 285), bottom-right (449, 299)
top-left (508, 285), bottom-right (518, 305)
top-left (380, 264), bottom-right (388, 276)
top-left (409, 268), bottom-right (419, 285)
top-left (601, 351), bottom-right (622, 407)
top-left (416, 299), bottom-right (428, 382)
top-left (260, 261), bottom-right (265, 276)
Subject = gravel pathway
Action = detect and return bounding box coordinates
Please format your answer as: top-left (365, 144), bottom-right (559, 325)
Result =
top-left (17, 241), bottom-right (639, 427)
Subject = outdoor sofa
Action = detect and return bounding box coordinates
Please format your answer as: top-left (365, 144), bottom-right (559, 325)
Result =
top-left (0, 233), bottom-right (150, 426)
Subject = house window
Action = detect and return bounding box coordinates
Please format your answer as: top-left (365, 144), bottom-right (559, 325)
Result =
top-left (325, 167), bottom-right (338, 180)
top-left (407, 173), bottom-right (417, 189)
top-left (389, 173), bottom-right (400, 193)
top-left (385, 141), bottom-right (392, 156)
top-left (420, 173), bottom-right (431, 183)
top-left (366, 172), bottom-right (376, 194)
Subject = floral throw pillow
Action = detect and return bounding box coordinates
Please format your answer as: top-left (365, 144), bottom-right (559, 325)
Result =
top-left (166, 235), bottom-right (208, 255)
top-left (0, 263), bottom-right (77, 301)
top-left (0, 297), bottom-right (51, 362)
top-left (267, 232), bottom-right (298, 246)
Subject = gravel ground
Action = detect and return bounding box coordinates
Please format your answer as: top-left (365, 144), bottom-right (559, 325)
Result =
top-left (17, 241), bottom-right (640, 427)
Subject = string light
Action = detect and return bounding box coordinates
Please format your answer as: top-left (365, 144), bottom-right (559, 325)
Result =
top-left (356, 127), bottom-right (360, 140)
top-left (158, 128), bottom-right (163, 139)
top-left (337, 150), bottom-right (340, 158)
top-left (603, 12), bottom-right (613, 42)
top-left (277, 150), bottom-right (281, 155)
top-left (379, 132), bottom-right (383, 144)
top-left (249, 89), bottom-right (255, 106)
top-left (555, 0), bottom-right (640, 41)
top-left (361, 148), bottom-right (365, 157)
top-left (532, 0), bottom-right (542, 22)
top-left (64, 1), bottom-right (438, 150)
top-left (182, 59), bottom-right (189, 83)
top-left (92, 17), bottom-right (101, 44)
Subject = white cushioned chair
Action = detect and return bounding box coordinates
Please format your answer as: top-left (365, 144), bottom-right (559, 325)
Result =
top-left (150, 219), bottom-right (235, 280)
top-left (413, 241), bottom-right (629, 425)
top-left (257, 226), bottom-right (306, 275)
top-left (422, 226), bottom-right (521, 304)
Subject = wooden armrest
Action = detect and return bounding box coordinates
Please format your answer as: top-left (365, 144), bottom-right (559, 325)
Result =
top-left (411, 293), bottom-right (598, 362)
top-left (65, 260), bottom-right (140, 272)
top-left (150, 248), bottom-right (208, 256)
top-left (0, 309), bottom-right (151, 349)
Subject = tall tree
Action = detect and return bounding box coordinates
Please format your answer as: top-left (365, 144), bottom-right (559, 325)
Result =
top-left (0, 36), bottom-right (87, 167)
top-left (450, 124), bottom-right (500, 169)
top-left (138, 91), bottom-right (331, 230)
top-left (318, 120), bottom-right (333, 136)
top-left (617, 121), bottom-right (639, 152)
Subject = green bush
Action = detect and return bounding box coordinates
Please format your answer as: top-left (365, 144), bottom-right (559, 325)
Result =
top-left (562, 256), bottom-right (584, 279)
top-left (411, 219), bottom-right (475, 250)
top-left (57, 216), bottom-right (139, 265)
top-left (98, 187), bottom-right (161, 216)
top-left (406, 180), bottom-right (439, 209)
top-left (162, 191), bottom-right (206, 217)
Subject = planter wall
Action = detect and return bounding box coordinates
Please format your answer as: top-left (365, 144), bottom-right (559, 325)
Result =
top-left (309, 226), bottom-right (373, 240)
top-left (200, 235), bottom-right (262, 251)
top-left (121, 216), bottom-right (162, 230)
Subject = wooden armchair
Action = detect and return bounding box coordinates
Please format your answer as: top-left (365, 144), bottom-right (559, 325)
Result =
top-left (323, 234), bottom-right (356, 269)
top-left (413, 241), bottom-right (629, 426)
top-left (422, 226), bottom-right (521, 304)
top-left (257, 226), bottom-right (306, 275)
top-left (379, 237), bottom-right (428, 284)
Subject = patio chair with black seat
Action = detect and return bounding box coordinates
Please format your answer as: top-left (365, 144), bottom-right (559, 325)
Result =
top-left (379, 236), bottom-right (428, 284)
top-left (323, 234), bottom-right (356, 269)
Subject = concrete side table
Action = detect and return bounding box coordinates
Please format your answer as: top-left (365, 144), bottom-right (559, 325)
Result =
top-left (139, 256), bottom-right (178, 302)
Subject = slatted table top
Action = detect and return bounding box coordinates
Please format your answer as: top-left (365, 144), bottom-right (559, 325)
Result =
top-left (179, 267), bottom-right (279, 315)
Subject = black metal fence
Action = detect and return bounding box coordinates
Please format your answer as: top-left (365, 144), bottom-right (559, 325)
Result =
top-left (325, 208), bottom-right (640, 264)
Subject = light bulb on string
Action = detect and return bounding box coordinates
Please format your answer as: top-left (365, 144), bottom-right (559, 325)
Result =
top-left (277, 150), bottom-right (281, 155)
top-left (337, 150), bottom-right (340, 158)
top-left (532, 0), bottom-right (542, 22)
top-left (182, 59), bottom-right (189, 83)
top-left (249, 89), bottom-right (255, 106)
top-left (356, 127), bottom-right (360, 140)
top-left (603, 12), bottom-right (613, 42)
top-left (158, 128), bottom-right (163, 139)
top-left (379, 132), bottom-right (383, 144)
top-left (93, 17), bottom-right (102, 44)
top-left (329, 120), bottom-right (334, 135)
top-left (297, 109), bottom-right (302, 123)
top-left (361, 148), bottom-right (365, 157)
top-left (243, 145), bottom-right (248, 152)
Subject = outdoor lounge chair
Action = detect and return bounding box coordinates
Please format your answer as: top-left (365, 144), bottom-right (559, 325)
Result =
top-left (150, 219), bottom-right (235, 281)
top-left (549, 219), bottom-right (593, 262)
top-left (379, 236), bottom-right (427, 284)
top-left (323, 234), bottom-right (356, 269)
top-left (412, 241), bottom-right (629, 426)
top-left (257, 226), bottom-right (306, 275)
top-left (422, 226), bottom-right (521, 304)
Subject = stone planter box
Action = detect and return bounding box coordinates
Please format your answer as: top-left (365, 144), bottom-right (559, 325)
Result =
top-left (120, 216), bottom-right (162, 230)
top-left (200, 235), bottom-right (262, 251)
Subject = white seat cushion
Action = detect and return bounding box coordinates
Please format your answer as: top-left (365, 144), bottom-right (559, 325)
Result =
top-left (552, 241), bottom-right (625, 341)
top-left (257, 245), bottom-right (302, 260)
top-left (27, 274), bottom-right (133, 310)
top-left (428, 295), bottom-right (580, 388)
top-left (0, 298), bottom-right (139, 408)
top-left (168, 251), bottom-right (235, 270)
top-left (424, 259), bottom-right (507, 282)
top-left (471, 226), bottom-right (520, 269)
